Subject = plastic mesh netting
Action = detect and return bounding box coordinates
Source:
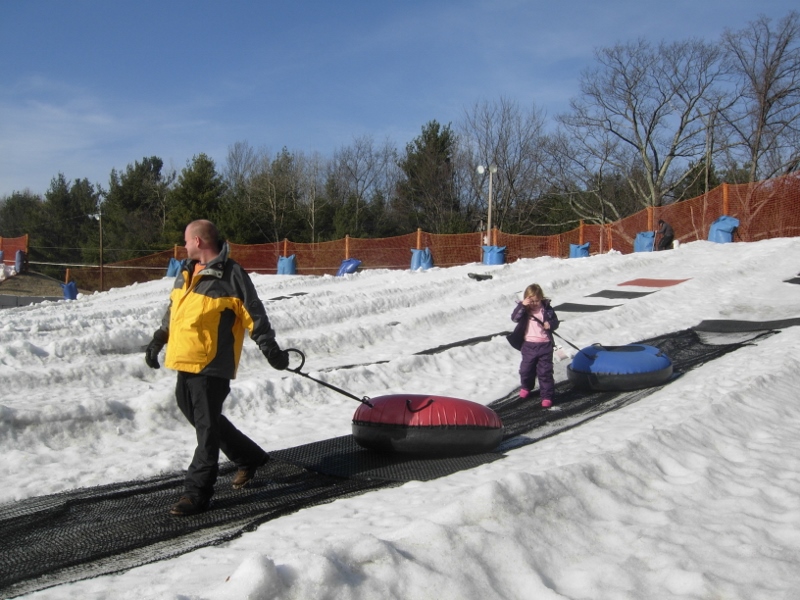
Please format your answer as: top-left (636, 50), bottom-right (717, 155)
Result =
top-left (0, 323), bottom-right (789, 598)
top-left (62, 172), bottom-right (800, 291)
top-left (0, 235), bottom-right (28, 266)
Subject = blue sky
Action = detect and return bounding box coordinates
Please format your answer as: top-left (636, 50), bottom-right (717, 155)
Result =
top-left (1, 0), bottom-right (796, 198)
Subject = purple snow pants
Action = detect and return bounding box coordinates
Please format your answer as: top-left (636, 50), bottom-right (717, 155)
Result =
top-left (519, 341), bottom-right (555, 400)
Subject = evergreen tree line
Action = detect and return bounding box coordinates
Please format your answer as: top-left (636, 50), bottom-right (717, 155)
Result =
top-left (2, 12), bottom-right (798, 277)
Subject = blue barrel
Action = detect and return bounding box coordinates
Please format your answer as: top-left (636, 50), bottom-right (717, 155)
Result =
top-left (278, 255), bottom-right (297, 274)
top-left (410, 248), bottom-right (433, 271)
top-left (569, 243), bottom-right (590, 258)
top-left (166, 258), bottom-right (182, 277)
top-left (708, 215), bottom-right (739, 243)
top-left (61, 281), bottom-right (78, 300)
top-left (482, 246), bottom-right (506, 265)
top-left (634, 232), bottom-right (655, 252)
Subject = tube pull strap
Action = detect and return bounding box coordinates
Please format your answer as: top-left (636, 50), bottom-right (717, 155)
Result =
top-left (285, 348), bottom-right (373, 407)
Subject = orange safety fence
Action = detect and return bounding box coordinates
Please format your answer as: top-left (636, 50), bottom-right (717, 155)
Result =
top-left (0, 235), bottom-right (29, 266)
top-left (46, 171), bottom-right (800, 291)
top-left (67, 249), bottom-right (179, 292)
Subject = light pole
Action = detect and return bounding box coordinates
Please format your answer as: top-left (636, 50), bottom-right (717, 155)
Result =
top-left (92, 210), bottom-right (104, 292)
top-left (477, 164), bottom-right (497, 245)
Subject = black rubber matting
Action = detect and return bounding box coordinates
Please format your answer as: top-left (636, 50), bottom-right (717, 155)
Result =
top-left (0, 295), bottom-right (62, 309)
top-left (585, 290), bottom-right (654, 299)
top-left (694, 317), bottom-right (800, 332)
top-left (272, 436), bottom-right (504, 482)
top-left (784, 277), bottom-right (800, 285)
top-left (268, 292), bottom-right (308, 301)
top-left (0, 461), bottom-right (386, 599)
top-left (468, 273), bottom-right (493, 281)
top-left (552, 302), bottom-right (620, 312)
top-left (0, 320), bottom-right (792, 598)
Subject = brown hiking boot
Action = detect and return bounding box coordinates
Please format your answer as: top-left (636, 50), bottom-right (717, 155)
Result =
top-left (232, 456), bottom-right (269, 489)
top-left (169, 495), bottom-right (208, 516)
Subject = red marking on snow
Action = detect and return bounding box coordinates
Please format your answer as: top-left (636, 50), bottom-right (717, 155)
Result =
top-left (618, 278), bottom-right (690, 287)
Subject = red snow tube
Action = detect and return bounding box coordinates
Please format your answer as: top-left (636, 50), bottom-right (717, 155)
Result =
top-left (352, 394), bottom-right (504, 457)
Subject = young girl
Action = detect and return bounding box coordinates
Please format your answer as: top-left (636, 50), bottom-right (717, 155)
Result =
top-left (508, 284), bottom-right (560, 408)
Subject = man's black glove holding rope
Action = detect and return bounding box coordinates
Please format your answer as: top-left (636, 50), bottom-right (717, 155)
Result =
top-left (263, 342), bottom-right (290, 370)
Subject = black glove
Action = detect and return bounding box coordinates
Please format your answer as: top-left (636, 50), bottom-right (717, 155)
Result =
top-left (145, 329), bottom-right (169, 369)
top-left (263, 343), bottom-right (289, 371)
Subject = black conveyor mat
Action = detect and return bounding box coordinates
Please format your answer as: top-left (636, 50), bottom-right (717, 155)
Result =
top-left (0, 295), bottom-right (62, 308)
top-left (0, 321), bottom-right (788, 598)
top-left (552, 302), bottom-right (620, 312)
top-left (0, 461), bottom-right (386, 599)
top-left (694, 317), bottom-right (800, 332)
top-left (273, 436), bottom-right (503, 482)
top-left (586, 290), bottom-right (654, 299)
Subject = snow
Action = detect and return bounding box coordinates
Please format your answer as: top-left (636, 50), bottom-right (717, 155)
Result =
top-left (2, 238), bottom-right (800, 599)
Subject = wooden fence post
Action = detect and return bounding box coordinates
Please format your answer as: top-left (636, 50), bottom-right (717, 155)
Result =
top-left (417, 228), bottom-right (422, 250)
top-left (345, 235), bottom-right (350, 260)
top-left (579, 221), bottom-right (584, 245)
top-left (722, 183), bottom-right (729, 215)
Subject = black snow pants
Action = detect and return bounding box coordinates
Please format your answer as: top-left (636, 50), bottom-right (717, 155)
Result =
top-left (175, 372), bottom-right (268, 502)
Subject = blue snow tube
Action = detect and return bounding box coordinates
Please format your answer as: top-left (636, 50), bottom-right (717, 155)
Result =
top-left (337, 258), bottom-right (361, 276)
top-left (567, 344), bottom-right (673, 391)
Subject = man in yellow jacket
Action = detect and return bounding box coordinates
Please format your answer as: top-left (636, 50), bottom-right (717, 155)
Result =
top-left (145, 219), bottom-right (289, 516)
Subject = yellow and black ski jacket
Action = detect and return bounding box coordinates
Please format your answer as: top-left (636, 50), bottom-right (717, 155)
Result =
top-left (158, 242), bottom-right (277, 379)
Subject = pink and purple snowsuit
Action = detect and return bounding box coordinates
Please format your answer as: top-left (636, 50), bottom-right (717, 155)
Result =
top-left (507, 300), bottom-right (560, 400)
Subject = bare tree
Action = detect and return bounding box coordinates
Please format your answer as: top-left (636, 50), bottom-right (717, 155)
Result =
top-left (547, 128), bottom-right (638, 225)
top-left (559, 38), bottom-right (728, 208)
top-left (295, 151), bottom-right (328, 243)
top-left (220, 141), bottom-right (274, 241)
top-left (330, 135), bottom-right (398, 235)
top-left (259, 148), bottom-right (303, 242)
top-left (460, 97), bottom-right (550, 234)
top-left (720, 11), bottom-right (800, 182)
top-left (223, 141), bottom-right (261, 197)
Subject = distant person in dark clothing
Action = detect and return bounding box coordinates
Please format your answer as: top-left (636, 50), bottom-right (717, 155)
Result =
top-left (656, 219), bottom-right (674, 250)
